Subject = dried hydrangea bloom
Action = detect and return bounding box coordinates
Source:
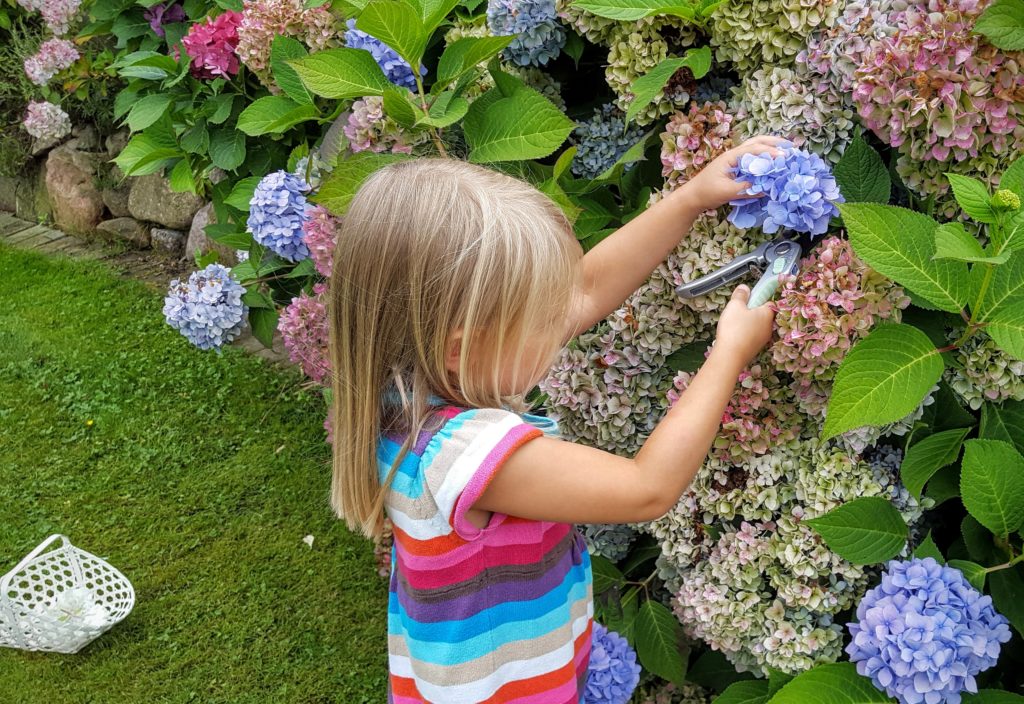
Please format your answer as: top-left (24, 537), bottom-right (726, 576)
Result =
top-left (800, 0), bottom-right (902, 94)
top-left (236, 0), bottom-right (336, 86)
top-left (947, 332), bottom-right (1024, 409)
top-left (17, 0), bottom-right (82, 36)
top-left (660, 101), bottom-right (735, 192)
top-left (344, 96), bottom-right (429, 154)
top-left (22, 100), bottom-right (71, 142)
top-left (711, 0), bottom-right (843, 73)
top-left (486, 0), bottom-right (565, 67)
top-left (571, 103), bottom-right (645, 179)
top-left (581, 523), bottom-right (638, 561)
top-left (637, 681), bottom-right (713, 704)
top-left (730, 63), bottom-right (856, 163)
top-left (278, 282), bottom-right (330, 383)
top-left (507, 65), bottom-right (565, 109)
top-left (555, 0), bottom-right (619, 45)
top-left (23, 37), bottom-right (79, 86)
top-left (686, 440), bottom-right (801, 522)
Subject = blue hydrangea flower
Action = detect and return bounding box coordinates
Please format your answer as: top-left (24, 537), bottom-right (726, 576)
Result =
top-left (486, 0), bottom-right (565, 67)
top-left (247, 170), bottom-right (312, 263)
top-left (728, 141), bottom-right (843, 236)
top-left (344, 19), bottom-right (425, 90)
top-left (585, 623), bottom-right (641, 704)
top-left (571, 104), bottom-right (645, 180)
top-left (163, 263), bottom-right (248, 351)
top-left (847, 557), bottom-right (1012, 704)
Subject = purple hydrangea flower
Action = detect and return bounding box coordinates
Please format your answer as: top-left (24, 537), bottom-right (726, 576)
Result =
top-left (247, 170), bottom-right (312, 262)
top-left (144, 2), bottom-right (186, 37)
top-left (344, 19), bottom-right (424, 91)
top-left (847, 557), bottom-right (1012, 704)
top-left (163, 263), bottom-right (248, 350)
top-left (585, 623), bottom-right (641, 704)
top-left (728, 141), bottom-right (843, 236)
top-left (486, 0), bottom-right (565, 67)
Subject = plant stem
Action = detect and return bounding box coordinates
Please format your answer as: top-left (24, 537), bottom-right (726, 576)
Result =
top-left (415, 73), bottom-right (448, 157)
top-left (985, 552), bottom-right (1024, 574)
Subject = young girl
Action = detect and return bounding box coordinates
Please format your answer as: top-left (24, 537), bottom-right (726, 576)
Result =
top-left (328, 136), bottom-right (782, 704)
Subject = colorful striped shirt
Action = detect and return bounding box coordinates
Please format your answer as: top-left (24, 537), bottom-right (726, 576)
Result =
top-left (380, 406), bottom-right (594, 703)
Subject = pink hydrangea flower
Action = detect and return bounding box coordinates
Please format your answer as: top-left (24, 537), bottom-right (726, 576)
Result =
top-left (344, 97), bottom-right (427, 154)
top-left (181, 11), bottom-right (243, 79)
top-left (17, 0), bottom-right (81, 35)
top-left (236, 0), bottom-right (335, 86)
top-left (23, 37), bottom-right (79, 86)
top-left (22, 100), bottom-right (71, 142)
top-left (278, 282), bottom-right (330, 384)
top-left (301, 205), bottom-right (340, 278)
top-left (660, 101), bottom-right (735, 192)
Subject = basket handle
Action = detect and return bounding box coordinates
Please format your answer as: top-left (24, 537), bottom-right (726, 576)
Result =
top-left (1, 534), bottom-right (69, 589)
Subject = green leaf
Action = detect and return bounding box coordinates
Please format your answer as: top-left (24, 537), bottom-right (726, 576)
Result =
top-left (168, 157), bottom-right (196, 194)
top-left (987, 305), bottom-right (1024, 361)
top-left (768, 663), bottom-right (892, 704)
top-left (975, 0), bottom-right (1024, 49)
top-left (209, 129), bottom-right (246, 171)
top-left (687, 649), bottom-right (756, 693)
top-left (357, 0), bottom-right (429, 68)
top-left (900, 427), bottom-right (971, 498)
top-left (249, 307), bottom-right (279, 347)
top-left (463, 82), bottom-right (575, 163)
top-left (571, 0), bottom-right (700, 21)
top-left (988, 566), bottom-right (1024, 638)
top-left (975, 250), bottom-right (1024, 322)
top-left (961, 515), bottom-right (1006, 567)
top-left (934, 222), bottom-right (1009, 264)
top-left (980, 400), bottom-right (1024, 454)
top-left (964, 691), bottom-right (1024, 704)
top-left (1000, 154), bottom-right (1024, 197)
top-left (823, 324), bottom-right (944, 439)
top-left (180, 123), bottom-right (210, 154)
top-left (125, 94), bottom-right (172, 132)
top-left (564, 30), bottom-right (584, 66)
top-left (290, 48), bottom-right (392, 99)
top-left (237, 95), bottom-right (319, 136)
top-left (417, 91), bottom-right (469, 127)
top-left (206, 227), bottom-right (252, 249)
top-left (634, 599), bottom-right (687, 686)
top-left (436, 36), bottom-right (514, 88)
top-left (834, 137), bottom-right (891, 204)
top-left (912, 531), bottom-right (944, 562)
top-left (589, 554), bottom-right (624, 594)
top-left (114, 133), bottom-right (181, 176)
top-left (948, 559), bottom-right (987, 590)
top-left (271, 36), bottom-right (312, 105)
top-left (206, 94), bottom-right (235, 125)
top-left (624, 47), bottom-right (713, 124)
top-left (840, 203), bottom-right (970, 313)
top-left (768, 670), bottom-right (795, 697)
top-left (926, 463), bottom-right (962, 506)
top-left (224, 176), bottom-right (261, 211)
top-left (715, 681), bottom-right (770, 704)
top-left (960, 438), bottom-right (1024, 536)
top-left (283, 257), bottom-right (317, 279)
top-left (947, 174), bottom-right (997, 223)
top-left (594, 129), bottom-right (653, 182)
top-left (805, 497), bottom-right (908, 565)
top-left (313, 152), bottom-right (410, 215)
top-left (382, 87), bottom-right (422, 127)
top-left (412, 0), bottom-right (461, 31)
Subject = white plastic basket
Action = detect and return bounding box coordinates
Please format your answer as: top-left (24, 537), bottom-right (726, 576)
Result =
top-left (0, 534), bottom-right (135, 654)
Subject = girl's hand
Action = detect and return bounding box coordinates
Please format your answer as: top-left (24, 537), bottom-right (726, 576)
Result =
top-left (676, 135), bottom-right (788, 212)
top-left (713, 284), bottom-right (776, 367)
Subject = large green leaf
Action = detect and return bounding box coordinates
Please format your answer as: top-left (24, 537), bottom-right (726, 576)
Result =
top-left (436, 36), bottom-right (514, 88)
top-left (976, 0), bottom-right (1024, 49)
top-left (113, 133), bottom-right (181, 176)
top-left (236, 95), bottom-right (319, 136)
top-left (840, 203), bottom-right (970, 313)
top-left (624, 47), bottom-right (712, 123)
top-left (823, 324), bottom-right (944, 438)
top-left (687, 649), bottom-right (756, 693)
top-left (356, 0), bottom-right (429, 69)
top-left (946, 174), bottom-right (997, 223)
top-left (933, 222), bottom-right (1009, 264)
top-left (634, 599), bottom-right (687, 685)
top-left (224, 176), bottom-right (261, 211)
top-left (312, 152), bottom-right (410, 215)
top-left (382, 87), bottom-right (423, 127)
top-left (960, 439), bottom-right (1024, 536)
top-left (912, 531), bottom-right (944, 562)
top-left (412, 0), bottom-right (461, 30)
top-left (571, 0), bottom-right (700, 20)
top-left (769, 663), bottom-right (892, 704)
top-left (209, 129), bottom-right (246, 171)
top-left (965, 692), bottom-right (1024, 704)
top-left (974, 250), bottom-right (1024, 321)
top-left (987, 305), bottom-right (1024, 361)
top-left (290, 48), bottom-right (392, 99)
top-left (805, 497), bottom-right (908, 565)
top-left (249, 307), bottom-right (279, 347)
top-left (419, 91), bottom-right (470, 127)
top-left (834, 137), bottom-right (890, 204)
top-left (271, 36), bottom-right (312, 105)
top-left (900, 427), bottom-right (971, 498)
top-left (715, 681), bottom-right (771, 704)
top-left (463, 83), bottom-right (575, 163)
top-left (125, 94), bottom-right (172, 132)
top-left (980, 400), bottom-right (1024, 454)
top-left (989, 566), bottom-right (1024, 638)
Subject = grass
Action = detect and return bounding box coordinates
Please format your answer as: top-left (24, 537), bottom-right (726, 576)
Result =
top-left (0, 243), bottom-right (387, 703)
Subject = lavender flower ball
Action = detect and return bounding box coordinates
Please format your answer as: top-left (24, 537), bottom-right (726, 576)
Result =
top-left (163, 263), bottom-right (248, 350)
top-left (487, 0), bottom-right (565, 67)
top-left (344, 19), bottom-right (424, 90)
top-left (847, 557), bottom-right (1012, 704)
top-left (728, 142), bottom-right (844, 236)
top-left (247, 170), bottom-right (312, 263)
top-left (586, 623), bottom-right (642, 704)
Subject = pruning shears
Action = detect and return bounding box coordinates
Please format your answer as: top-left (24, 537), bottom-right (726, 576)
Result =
top-left (675, 237), bottom-right (803, 309)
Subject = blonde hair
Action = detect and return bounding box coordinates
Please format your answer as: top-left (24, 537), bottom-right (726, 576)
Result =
top-left (327, 158), bottom-right (582, 539)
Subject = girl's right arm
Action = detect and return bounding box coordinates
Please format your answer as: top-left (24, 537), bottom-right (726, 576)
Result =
top-left (474, 285), bottom-right (775, 524)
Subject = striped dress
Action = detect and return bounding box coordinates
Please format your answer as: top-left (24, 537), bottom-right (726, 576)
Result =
top-left (380, 406), bottom-right (594, 703)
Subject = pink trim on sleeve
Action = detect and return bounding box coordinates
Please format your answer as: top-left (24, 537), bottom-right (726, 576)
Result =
top-left (451, 424), bottom-right (542, 540)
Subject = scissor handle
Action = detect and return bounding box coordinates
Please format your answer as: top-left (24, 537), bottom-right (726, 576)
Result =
top-left (747, 241), bottom-right (802, 308)
top-left (675, 255), bottom-right (757, 299)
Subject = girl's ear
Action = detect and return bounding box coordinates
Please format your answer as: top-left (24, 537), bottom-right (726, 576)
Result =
top-left (444, 329), bottom-right (464, 375)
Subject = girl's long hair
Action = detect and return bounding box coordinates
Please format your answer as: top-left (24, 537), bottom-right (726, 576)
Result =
top-left (327, 158), bottom-right (581, 540)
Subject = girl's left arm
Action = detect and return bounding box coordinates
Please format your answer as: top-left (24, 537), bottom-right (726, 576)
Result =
top-left (566, 135), bottom-right (785, 338)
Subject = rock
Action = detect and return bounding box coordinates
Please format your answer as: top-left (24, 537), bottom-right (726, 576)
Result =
top-left (0, 177), bottom-right (16, 212)
top-left (96, 217), bottom-right (150, 248)
top-left (69, 124), bottom-right (101, 152)
top-left (128, 173), bottom-right (204, 229)
top-left (151, 227), bottom-right (185, 255)
top-left (44, 144), bottom-right (104, 236)
top-left (102, 187), bottom-right (131, 217)
top-left (105, 129), bottom-right (129, 158)
top-left (31, 133), bottom-right (66, 157)
top-left (183, 202), bottom-right (238, 266)
top-left (14, 160), bottom-right (51, 223)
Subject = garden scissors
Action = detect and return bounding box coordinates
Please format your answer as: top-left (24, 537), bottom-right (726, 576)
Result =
top-left (675, 237), bottom-right (803, 309)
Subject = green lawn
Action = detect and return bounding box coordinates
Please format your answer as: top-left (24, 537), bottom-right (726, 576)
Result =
top-left (0, 243), bottom-right (387, 703)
